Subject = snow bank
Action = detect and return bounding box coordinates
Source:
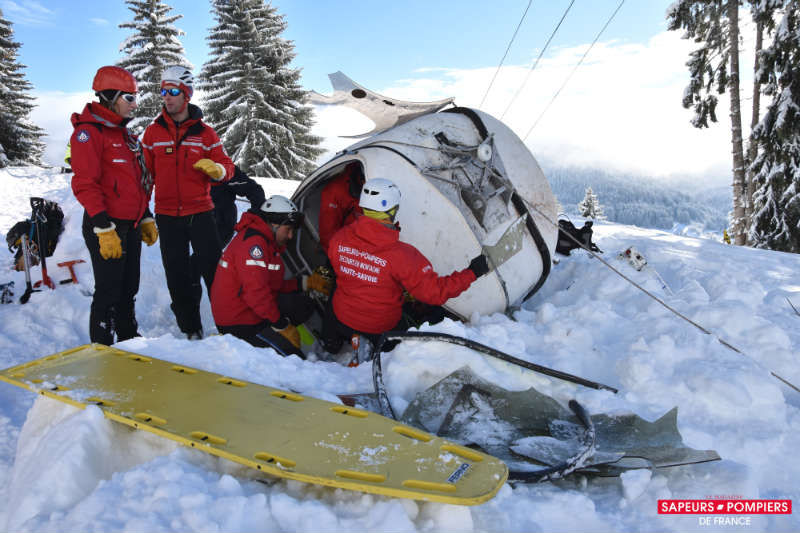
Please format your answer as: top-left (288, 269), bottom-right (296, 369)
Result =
top-left (0, 167), bottom-right (798, 531)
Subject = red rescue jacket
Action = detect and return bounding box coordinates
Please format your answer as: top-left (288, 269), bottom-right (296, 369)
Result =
top-left (319, 171), bottom-right (362, 253)
top-left (70, 103), bottom-right (151, 222)
top-left (142, 104), bottom-right (234, 216)
top-left (329, 215), bottom-right (477, 334)
top-left (211, 212), bottom-right (299, 326)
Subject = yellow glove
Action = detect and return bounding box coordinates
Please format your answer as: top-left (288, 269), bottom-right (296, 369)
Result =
top-left (96, 226), bottom-right (122, 260)
top-left (302, 272), bottom-right (332, 296)
top-left (274, 323), bottom-right (301, 350)
top-left (140, 218), bottom-right (158, 246)
top-left (193, 158), bottom-right (225, 181)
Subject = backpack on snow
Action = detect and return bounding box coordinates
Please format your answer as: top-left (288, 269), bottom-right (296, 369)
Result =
top-left (555, 219), bottom-right (601, 256)
top-left (6, 198), bottom-right (65, 271)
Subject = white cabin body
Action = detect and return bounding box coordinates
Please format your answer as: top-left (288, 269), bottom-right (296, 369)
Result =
top-left (285, 107), bottom-right (557, 320)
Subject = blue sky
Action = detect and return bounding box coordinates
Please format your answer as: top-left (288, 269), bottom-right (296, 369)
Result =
top-left (2, 0), bottom-right (746, 181)
top-left (7, 1), bottom-right (668, 94)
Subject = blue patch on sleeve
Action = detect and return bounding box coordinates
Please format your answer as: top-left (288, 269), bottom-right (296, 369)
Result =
top-left (249, 245), bottom-right (264, 259)
top-left (76, 130), bottom-right (91, 143)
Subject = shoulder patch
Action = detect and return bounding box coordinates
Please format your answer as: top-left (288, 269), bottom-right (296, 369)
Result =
top-left (76, 129), bottom-right (91, 143)
top-left (249, 245), bottom-right (264, 259)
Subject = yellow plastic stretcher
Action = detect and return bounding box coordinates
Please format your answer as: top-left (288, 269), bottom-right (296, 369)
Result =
top-left (0, 344), bottom-right (508, 505)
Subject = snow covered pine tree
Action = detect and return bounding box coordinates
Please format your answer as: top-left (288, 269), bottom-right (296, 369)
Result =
top-left (0, 8), bottom-right (45, 167)
top-left (667, 1), bottom-right (766, 246)
top-left (749, 1), bottom-right (800, 253)
top-left (200, 0), bottom-right (322, 179)
top-left (578, 187), bottom-right (605, 220)
top-left (117, 0), bottom-right (192, 135)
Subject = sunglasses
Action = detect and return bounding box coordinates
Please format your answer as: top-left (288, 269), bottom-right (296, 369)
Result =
top-left (282, 211), bottom-right (304, 229)
top-left (120, 93), bottom-right (136, 103)
top-left (160, 87), bottom-right (183, 97)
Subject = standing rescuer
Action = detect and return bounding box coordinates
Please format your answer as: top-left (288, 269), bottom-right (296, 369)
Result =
top-left (210, 195), bottom-right (330, 357)
top-left (70, 65), bottom-right (157, 344)
top-left (142, 65), bottom-right (234, 340)
top-left (322, 178), bottom-right (490, 353)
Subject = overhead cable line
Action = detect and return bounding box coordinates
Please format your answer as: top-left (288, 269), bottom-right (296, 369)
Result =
top-left (478, 0), bottom-right (534, 110)
top-left (523, 0), bottom-right (625, 141)
top-left (500, 0), bottom-right (576, 121)
top-left (521, 199), bottom-right (799, 396)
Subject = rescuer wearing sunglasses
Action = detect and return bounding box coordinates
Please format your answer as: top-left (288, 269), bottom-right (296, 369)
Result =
top-left (141, 65), bottom-right (235, 340)
top-left (69, 65), bottom-right (157, 345)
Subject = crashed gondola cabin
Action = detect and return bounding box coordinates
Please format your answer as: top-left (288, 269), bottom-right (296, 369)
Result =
top-left (284, 72), bottom-right (558, 324)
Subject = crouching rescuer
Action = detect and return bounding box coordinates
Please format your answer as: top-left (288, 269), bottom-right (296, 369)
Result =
top-left (322, 178), bottom-right (490, 353)
top-left (210, 196), bottom-right (331, 357)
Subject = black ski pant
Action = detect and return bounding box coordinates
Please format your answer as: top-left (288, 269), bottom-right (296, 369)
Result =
top-left (156, 211), bottom-right (221, 335)
top-left (188, 205), bottom-right (237, 307)
top-left (320, 291), bottom-right (445, 354)
top-left (82, 212), bottom-right (142, 344)
top-left (320, 294), bottom-right (401, 353)
top-left (217, 291), bottom-right (314, 357)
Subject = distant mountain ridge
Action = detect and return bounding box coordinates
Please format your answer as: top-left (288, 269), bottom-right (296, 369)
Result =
top-left (543, 165), bottom-right (729, 232)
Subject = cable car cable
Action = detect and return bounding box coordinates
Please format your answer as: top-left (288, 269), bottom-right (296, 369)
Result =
top-left (523, 0), bottom-right (625, 141)
top-left (500, 0), bottom-right (576, 121)
top-left (479, 0), bottom-right (534, 110)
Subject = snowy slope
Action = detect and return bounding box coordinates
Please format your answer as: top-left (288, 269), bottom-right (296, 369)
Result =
top-left (0, 166), bottom-right (798, 532)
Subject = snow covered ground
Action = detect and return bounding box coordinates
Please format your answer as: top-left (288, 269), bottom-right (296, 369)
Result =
top-left (0, 165), bottom-right (798, 532)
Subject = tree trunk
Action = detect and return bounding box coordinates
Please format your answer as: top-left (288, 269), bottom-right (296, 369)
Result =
top-left (728, 1), bottom-right (748, 246)
top-left (745, 18), bottom-right (763, 244)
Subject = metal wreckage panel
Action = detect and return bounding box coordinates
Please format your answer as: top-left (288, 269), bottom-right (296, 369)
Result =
top-left (0, 344), bottom-right (507, 505)
top-left (401, 367), bottom-right (720, 477)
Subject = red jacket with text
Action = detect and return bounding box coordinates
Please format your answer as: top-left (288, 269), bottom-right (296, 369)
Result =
top-left (70, 103), bottom-right (151, 222)
top-left (319, 171), bottom-right (362, 253)
top-left (211, 212), bottom-right (299, 326)
top-left (142, 104), bottom-right (234, 216)
top-left (328, 215), bottom-right (477, 334)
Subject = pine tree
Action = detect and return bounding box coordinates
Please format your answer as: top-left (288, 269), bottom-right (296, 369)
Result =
top-left (0, 9), bottom-right (44, 167)
top-left (200, 0), bottom-right (322, 179)
top-left (117, 0), bottom-right (192, 134)
top-left (749, 2), bottom-right (800, 253)
top-left (578, 187), bottom-right (605, 220)
top-left (746, 2), bottom-right (781, 241)
top-left (667, 1), bottom-right (748, 245)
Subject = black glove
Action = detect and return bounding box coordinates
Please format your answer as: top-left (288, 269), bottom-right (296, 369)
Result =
top-left (468, 254), bottom-right (490, 278)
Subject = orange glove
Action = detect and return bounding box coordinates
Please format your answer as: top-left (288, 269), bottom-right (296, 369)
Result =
top-left (140, 218), bottom-right (158, 246)
top-left (273, 322), bottom-right (300, 350)
top-left (302, 272), bottom-right (332, 296)
top-left (193, 158), bottom-right (225, 181)
top-left (95, 226), bottom-right (122, 260)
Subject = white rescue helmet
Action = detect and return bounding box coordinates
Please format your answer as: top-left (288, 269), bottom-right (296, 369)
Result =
top-left (161, 65), bottom-right (194, 98)
top-left (258, 195), bottom-right (303, 228)
top-left (359, 178), bottom-right (401, 213)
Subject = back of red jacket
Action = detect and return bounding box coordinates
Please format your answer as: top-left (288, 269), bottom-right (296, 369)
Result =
top-left (142, 104), bottom-right (234, 216)
top-left (211, 212), bottom-right (298, 326)
top-left (319, 171), bottom-right (362, 253)
top-left (329, 216), bottom-right (476, 334)
top-left (70, 103), bottom-right (150, 222)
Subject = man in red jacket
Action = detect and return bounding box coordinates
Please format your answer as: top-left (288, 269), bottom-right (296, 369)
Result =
top-left (142, 65), bottom-right (234, 340)
top-left (318, 162), bottom-right (364, 255)
top-left (71, 65), bottom-right (158, 344)
top-left (322, 178), bottom-right (490, 353)
top-left (210, 196), bottom-right (329, 357)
